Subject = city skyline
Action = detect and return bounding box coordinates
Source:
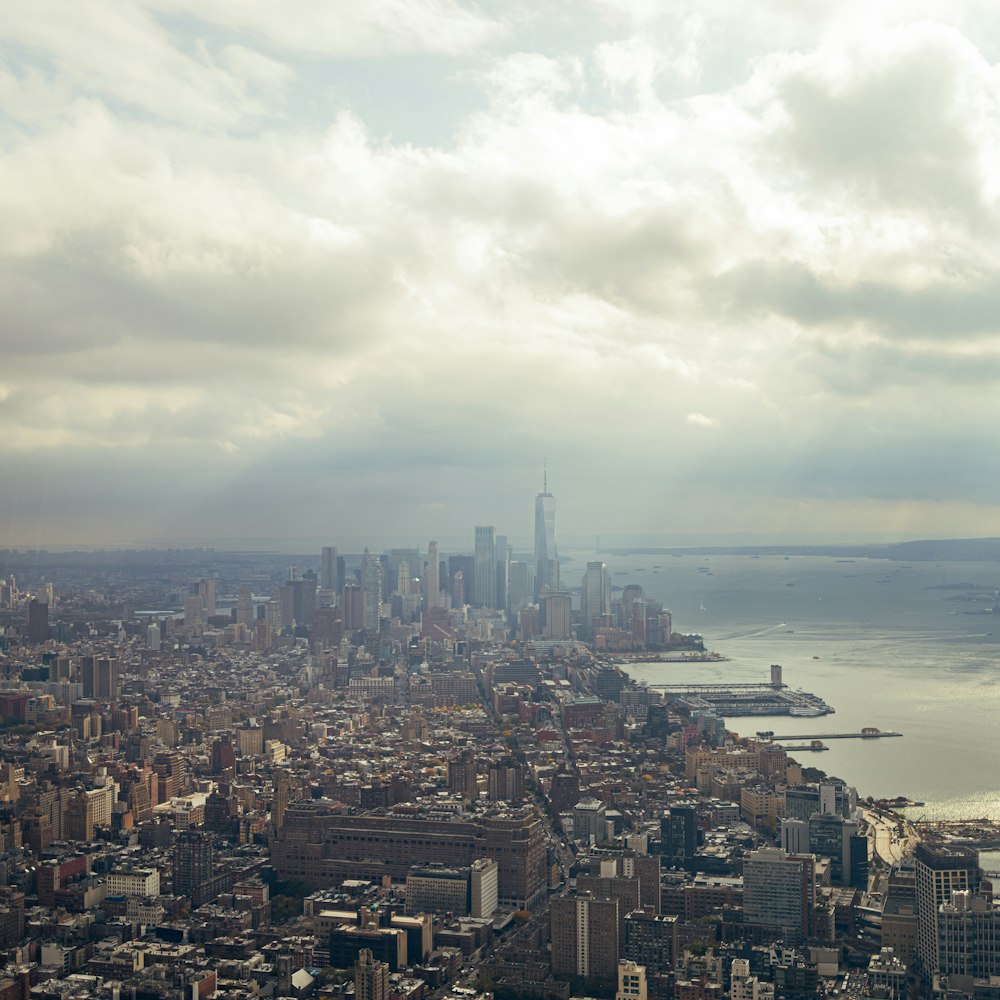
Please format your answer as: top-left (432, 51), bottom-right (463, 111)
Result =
top-left (5, 4), bottom-right (1000, 548)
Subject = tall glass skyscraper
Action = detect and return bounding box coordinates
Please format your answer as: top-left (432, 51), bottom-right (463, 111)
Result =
top-left (534, 468), bottom-right (557, 597)
top-left (474, 526), bottom-right (496, 608)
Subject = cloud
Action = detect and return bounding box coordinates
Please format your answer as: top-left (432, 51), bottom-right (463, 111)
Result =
top-left (687, 413), bottom-right (721, 429)
top-left (5, 3), bottom-right (1000, 545)
top-left (143, 0), bottom-right (507, 57)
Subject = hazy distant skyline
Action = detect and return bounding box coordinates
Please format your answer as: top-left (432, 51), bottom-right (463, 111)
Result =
top-left (5, 2), bottom-right (1000, 548)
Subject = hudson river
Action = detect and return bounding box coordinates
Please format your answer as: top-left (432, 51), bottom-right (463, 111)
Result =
top-left (575, 549), bottom-right (1000, 820)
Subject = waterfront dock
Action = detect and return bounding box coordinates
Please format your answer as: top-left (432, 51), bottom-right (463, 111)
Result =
top-left (767, 730), bottom-right (902, 740)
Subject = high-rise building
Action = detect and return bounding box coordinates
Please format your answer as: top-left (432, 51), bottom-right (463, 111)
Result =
top-left (543, 591), bottom-right (572, 640)
top-left (742, 848), bottom-right (816, 945)
top-left (82, 656), bottom-right (119, 702)
top-left (508, 561), bottom-right (530, 612)
top-left (551, 894), bottom-right (620, 979)
top-left (342, 583), bottom-right (365, 631)
top-left (425, 541), bottom-right (441, 610)
top-left (474, 526), bottom-right (496, 609)
top-left (236, 585), bottom-right (254, 628)
top-left (196, 578), bottom-right (216, 619)
top-left (807, 811), bottom-right (867, 888)
top-left (362, 549), bottom-right (383, 631)
top-left (495, 534), bottom-right (510, 613)
top-left (471, 858), bottom-right (499, 919)
top-left (173, 830), bottom-right (213, 898)
top-left (937, 890), bottom-right (1000, 980)
top-left (28, 599), bottom-right (49, 644)
top-left (581, 562), bottom-right (612, 634)
top-left (660, 805), bottom-right (697, 862)
top-left (321, 547), bottom-right (338, 590)
top-left (355, 948), bottom-right (389, 1000)
top-left (914, 842), bottom-right (981, 974)
top-left (534, 468), bottom-right (557, 597)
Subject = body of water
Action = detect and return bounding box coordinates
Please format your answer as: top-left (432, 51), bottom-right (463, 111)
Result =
top-left (571, 549), bottom-right (1000, 819)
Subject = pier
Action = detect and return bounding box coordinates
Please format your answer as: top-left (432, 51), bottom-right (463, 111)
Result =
top-left (766, 730), bottom-right (902, 740)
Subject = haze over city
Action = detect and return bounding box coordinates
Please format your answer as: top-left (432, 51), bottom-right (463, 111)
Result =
top-left (4, 2), bottom-right (1000, 548)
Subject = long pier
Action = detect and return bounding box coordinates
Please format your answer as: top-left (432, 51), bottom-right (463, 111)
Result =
top-left (768, 731), bottom-right (902, 740)
top-left (648, 682), bottom-right (782, 692)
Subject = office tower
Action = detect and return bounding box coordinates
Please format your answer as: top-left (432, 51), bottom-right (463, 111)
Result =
top-left (81, 656), bottom-right (119, 701)
top-left (362, 548), bottom-right (383, 631)
top-left (742, 848), bottom-right (816, 945)
top-left (425, 541), bottom-right (441, 609)
top-left (474, 526), bottom-right (496, 608)
top-left (343, 583), bottom-right (365, 631)
top-left (495, 534), bottom-right (510, 613)
top-left (660, 805), bottom-right (697, 862)
top-left (184, 592), bottom-right (205, 632)
top-left (534, 468), bottom-right (557, 596)
top-left (543, 591), bottom-right (572, 640)
top-left (551, 894), bottom-right (620, 978)
top-left (196, 578), bottom-right (216, 618)
top-left (783, 782), bottom-right (856, 821)
top-left (173, 830), bottom-right (213, 898)
top-left (808, 812), bottom-right (867, 887)
top-left (574, 797), bottom-right (608, 843)
top-left (277, 577), bottom-right (316, 627)
top-left (27, 599), bottom-right (49, 644)
top-left (395, 560), bottom-right (412, 596)
top-left (915, 842), bottom-right (981, 974)
top-left (355, 948), bottom-right (389, 1000)
top-left (937, 890), bottom-right (1000, 980)
top-left (581, 561), bottom-right (612, 633)
top-left (471, 858), bottom-right (499, 919)
top-left (236, 585), bottom-right (254, 627)
top-left (780, 818), bottom-right (810, 855)
top-left (273, 770), bottom-right (290, 830)
top-left (508, 561), bottom-right (530, 612)
top-left (94, 656), bottom-right (120, 702)
top-left (321, 546), bottom-right (337, 590)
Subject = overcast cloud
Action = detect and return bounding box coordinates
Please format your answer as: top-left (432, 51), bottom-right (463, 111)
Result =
top-left (3, 1), bottom-right (1000, 550)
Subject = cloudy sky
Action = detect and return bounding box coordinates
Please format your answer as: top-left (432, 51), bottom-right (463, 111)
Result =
top-left (4, 0), bottom-right (1000, 551)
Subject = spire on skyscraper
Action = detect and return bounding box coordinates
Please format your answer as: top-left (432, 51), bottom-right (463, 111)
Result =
top-left (534, 466), bottom-right (557, 598)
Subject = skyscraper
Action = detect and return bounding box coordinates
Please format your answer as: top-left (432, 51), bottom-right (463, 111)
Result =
top-left (534, 468), bottom-right (557, 597)
top-left (196, 578), bottom-right (216, 619)
top-left (173, 830), bottom-right (213, 899)
top-left (914, 842), bottom-right (981, 974)
top-left (355, 948), bottom-right (389, 1000)
top-left (27, 599), bottom-right (49, 644)
top-left (425, 541), bottom-right (441, 610)
top-left (321, 546), bottom-right (337, 590)
top-left (581, 561), bottom-right (612, 633)
top-left (361, 548), bottom-right (383, 631)
top-left (474, 526), bottom-right (496, 609)
top-left (742, 847), bottom-right (816, 944)
top-left (236, 585), bottom-right (254, 627)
